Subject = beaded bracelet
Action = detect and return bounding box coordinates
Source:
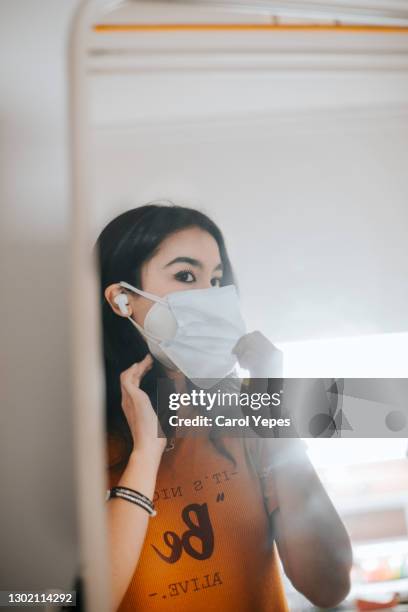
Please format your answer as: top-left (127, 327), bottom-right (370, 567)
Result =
top-left (107, 486), bottom-right (157, 517)
top-left (113, 485), bottom-right (154, 506)
top-left (108, 486), bottom-right (155, 510)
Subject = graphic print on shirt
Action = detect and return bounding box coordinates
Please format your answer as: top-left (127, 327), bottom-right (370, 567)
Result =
top-left (151, 502), bottom-right (214, 562)
top-left (107, 435), bottom-right (289, 612)
top-left (147, 464), bottom-right (241, 600)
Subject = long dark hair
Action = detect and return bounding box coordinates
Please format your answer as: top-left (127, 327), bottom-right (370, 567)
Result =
top-left (95, 202), bottom-right (237, 471)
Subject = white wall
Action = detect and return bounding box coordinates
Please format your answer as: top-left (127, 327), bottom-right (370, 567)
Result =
top-left (88, 19), bottom-right (408, 344)
top-left (0, 0), bottom-right (79, 605)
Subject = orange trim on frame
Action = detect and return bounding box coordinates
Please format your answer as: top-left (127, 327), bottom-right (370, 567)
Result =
top-left (93, 23), bottom-right (408, 34)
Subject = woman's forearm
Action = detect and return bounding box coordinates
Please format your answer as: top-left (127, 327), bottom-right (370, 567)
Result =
top-left (107, 450), bottom-right (161, 611)
top-left (273, 450), bottom-right (353, 608)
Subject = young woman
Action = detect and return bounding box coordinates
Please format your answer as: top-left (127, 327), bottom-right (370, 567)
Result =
top-left (97, 203), bottom-right (352, 612)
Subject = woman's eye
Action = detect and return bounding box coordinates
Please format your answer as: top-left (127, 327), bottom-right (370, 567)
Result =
top-left (175, 270), bottom-right (196, 283)
top-left (211, 277), bottom-right (222, 287)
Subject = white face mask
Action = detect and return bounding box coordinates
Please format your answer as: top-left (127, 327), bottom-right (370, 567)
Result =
top-left (119, 281), bottom-right (246, 386)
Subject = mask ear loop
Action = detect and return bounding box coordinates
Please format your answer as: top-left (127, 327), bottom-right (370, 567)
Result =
top-left (119, 281), bottom-right (167, 305)
top-left (126, 316), bottom-right (162, 345)
top-left (119, 280), bottom-right (166, 345)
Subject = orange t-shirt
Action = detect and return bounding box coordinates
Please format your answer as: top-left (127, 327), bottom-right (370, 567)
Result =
top-left (106, 433), bottom-right (289, 612)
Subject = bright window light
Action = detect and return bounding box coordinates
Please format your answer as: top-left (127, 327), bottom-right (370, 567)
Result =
top-left (303, 438), bottom-right (407, 468)
top-left (276, 331), bottom-right (408, 378)
top-left (275, 332), bottom-right (408, 466)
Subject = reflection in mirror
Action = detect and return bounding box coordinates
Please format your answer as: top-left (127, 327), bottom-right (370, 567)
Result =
top-left (70, 1), bottom-right (408, 610)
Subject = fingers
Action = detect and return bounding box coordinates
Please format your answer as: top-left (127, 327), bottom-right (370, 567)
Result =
top-left (120, 354), bottom-right (154, 389)
top-left (232, 335), bottom-right (245, 355)
top-left (232, 330), bottom-right (267, 355)
top-left (137, 353), bottom-right (154, 375)
top-left (232, 331), bottom-right (283, 377)
top-left (236, 347), bottom-right (260, 370)
top-left (232, 331), bottom-right (256, 355)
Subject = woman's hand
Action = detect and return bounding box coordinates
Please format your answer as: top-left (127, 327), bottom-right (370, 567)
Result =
top-left (120, 354), bottom-right (167, 461)
top-left (233, 330), bottom-right (283, 378)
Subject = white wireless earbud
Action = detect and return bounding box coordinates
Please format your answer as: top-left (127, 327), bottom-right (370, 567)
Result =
top-left (114, 293), bottom-right (130, 316)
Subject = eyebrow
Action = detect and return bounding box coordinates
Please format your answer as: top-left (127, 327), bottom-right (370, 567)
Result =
top-left (164, 256), bottom-right (223, 272)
